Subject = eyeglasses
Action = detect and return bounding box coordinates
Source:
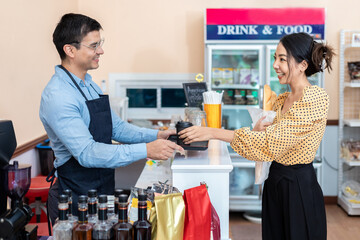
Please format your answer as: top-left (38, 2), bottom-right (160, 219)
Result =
top-left (70, 38), bottom-right (105, 52)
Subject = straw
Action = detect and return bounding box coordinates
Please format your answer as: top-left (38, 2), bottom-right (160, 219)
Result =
top-left (202, 91), bottom-right (223, 104)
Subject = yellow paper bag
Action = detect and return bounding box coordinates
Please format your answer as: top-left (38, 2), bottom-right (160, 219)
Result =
top-left (149, 204), bottom-right (157, 240)
top-left (154, 192), bottom-right (185, 240)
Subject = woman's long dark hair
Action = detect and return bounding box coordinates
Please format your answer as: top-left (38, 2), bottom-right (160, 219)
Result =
top-left (280, 32), bottom-right (335, 77)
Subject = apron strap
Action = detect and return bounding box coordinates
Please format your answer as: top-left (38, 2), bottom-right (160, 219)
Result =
top-left (46, 167), bottom-right (56, 236)
top-left (59, 65), bottom-right (89, 101)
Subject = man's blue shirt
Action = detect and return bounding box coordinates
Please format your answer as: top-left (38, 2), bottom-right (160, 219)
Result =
top-left (39, 65), bottom-right (158, 169)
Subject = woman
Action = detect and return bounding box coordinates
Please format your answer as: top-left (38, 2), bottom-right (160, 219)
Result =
top-left (179, 32), bottom-right (334, 240)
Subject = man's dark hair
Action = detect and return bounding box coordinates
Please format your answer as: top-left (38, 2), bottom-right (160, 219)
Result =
top-left (53, 13), bottom-right (102, 60)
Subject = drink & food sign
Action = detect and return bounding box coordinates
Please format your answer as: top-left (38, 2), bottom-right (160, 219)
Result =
top-left (206, 8), bottom-right (325, 41)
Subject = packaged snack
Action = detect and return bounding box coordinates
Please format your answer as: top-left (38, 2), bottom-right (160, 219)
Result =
top-left (212, 68), bottom-right (223, 86)
top-left (239, 68), bottom-right (252, 85)
top-left (250, 68), bottom-right (259, 86)
top-left (222, 68), bottom-right (233, 84)
top-left (348, 61), bottom-right (360, 80)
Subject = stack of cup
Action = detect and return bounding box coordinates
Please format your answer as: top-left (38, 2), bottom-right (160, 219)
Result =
top-left (203, 91), bottom-right (223, 128)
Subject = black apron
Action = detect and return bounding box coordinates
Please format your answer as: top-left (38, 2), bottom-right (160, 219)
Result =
top-left (47, 66), bottom-right (114, 220)
top-left (262, 161), bottom-right (327, 240)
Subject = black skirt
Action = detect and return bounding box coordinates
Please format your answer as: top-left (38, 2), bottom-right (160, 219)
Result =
top-left (262, 161), bottom-right (326, 240)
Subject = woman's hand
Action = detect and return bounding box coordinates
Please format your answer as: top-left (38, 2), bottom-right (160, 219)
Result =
top-left (253, 116), bottom-right (272, 132)
top-left (178, 126), bottom-right (214, 144)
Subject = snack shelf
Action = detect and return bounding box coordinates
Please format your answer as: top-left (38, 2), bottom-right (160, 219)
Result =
top-left (338, 30), bottom-right (360, 215)
top-left (344, 44), bottom-right (360, 50)
top-left (343, 119), bottom-right (360, 127)
top-left (338, 194), bottom-right (360, 215)
top-left (342, 158), bottom-right (360, 166)
top-left (223, 105), bottom-right (259, 110)
top-left (212, 84), bottom-right (259, 90)
top-left (232, 159), bottom-right (256, 168)
top-left (344, 82), bottom-right (360, 88)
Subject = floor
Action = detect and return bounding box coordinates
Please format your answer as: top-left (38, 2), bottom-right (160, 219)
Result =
top-left (229, 204), bottom-right (360, 240)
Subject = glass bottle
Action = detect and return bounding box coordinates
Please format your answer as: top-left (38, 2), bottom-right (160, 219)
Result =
top-left (109, 188), bottom-right (123, 225)
top-left (64, 189), bottom-right (78, 226)
top-left (92, 195), bottom-right (114, 240)
top-left (133, 194), bottom-right (151, 240)
top-left (73, 195), bottom-right (93, 240)
top-left (53, 194), bottom-right (73, 240)
top-left (113, 194), bottom-right (133, 240)
top-left (87, 189), bottom-right (98, 225)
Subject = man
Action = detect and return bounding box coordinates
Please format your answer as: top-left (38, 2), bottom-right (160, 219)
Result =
top-left (40, 13), bottom-right (182, 223)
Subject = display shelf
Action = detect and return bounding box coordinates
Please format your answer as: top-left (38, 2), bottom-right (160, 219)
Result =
top-left (229, 195), bottom-right (260, 200)
top-left (232, 159), bottom-right (256, 168)
top-left (338, 194), bottom-right (360, 215)
top-left (344, 44), bottom-right (360, 50)
top-left (212, 84), bottom-right (259, 90)
top-left (342, 158), bottom-right (360, 166)
top-left (223, 105), bottom-right (259, 110)
top-left (229, 199), bottom-right (262, 211)
top-left (343, 119), bottom-right (360, 127)
top-left (338, 30), bottom-right (360, 215)
top-left (344, 82), bottom-right (360, 88)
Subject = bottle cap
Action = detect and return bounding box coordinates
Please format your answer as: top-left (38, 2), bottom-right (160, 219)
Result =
top-left (63, 189), bottom-right (72, 197)
top-left (88, 189), bottom-right (97, 198)
top-left (98, 195), bottom-right (108, 203)
top-left (118, 194), bottom-right (128, 203)
top-left (59, 194), bottom-right (68, 203)
top-left (78, 195), bottom-right (87, 204)
top-left (252, 91), bottom-right (258, 98)
top-left (114, 188), bottom-right (123, 197)
top-left (138, 194), bottom-right (147, 201)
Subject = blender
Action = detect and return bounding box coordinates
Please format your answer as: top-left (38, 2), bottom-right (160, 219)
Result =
top-left (0, 120), bottom-right (37, 239)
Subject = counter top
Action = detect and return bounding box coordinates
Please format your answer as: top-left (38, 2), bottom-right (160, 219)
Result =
top-left (171, 140), bottom-right (233, 172)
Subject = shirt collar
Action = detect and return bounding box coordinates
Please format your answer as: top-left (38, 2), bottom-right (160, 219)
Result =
top-left (55, 65), bottom-right (93, 87)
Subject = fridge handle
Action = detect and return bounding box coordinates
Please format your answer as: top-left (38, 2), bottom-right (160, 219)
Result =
top-left (259, 85), bottom-right (264, 109)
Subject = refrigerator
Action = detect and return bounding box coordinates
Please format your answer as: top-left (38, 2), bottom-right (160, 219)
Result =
top-left (204, 8), bottom-right (325, 211)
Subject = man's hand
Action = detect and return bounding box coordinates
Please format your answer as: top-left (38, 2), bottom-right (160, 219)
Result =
top-left (157, 129), bottom-right (176, 139)
top-left (146, 139), bottom-right (184, 160)
top-left (252, 116), bottom-right (272, 132)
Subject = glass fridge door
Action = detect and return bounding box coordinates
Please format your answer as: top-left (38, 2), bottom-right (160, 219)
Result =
top-left (266, 45), bottom-right (288, 95)
top-left (206, 45), bottom-right (264, 130)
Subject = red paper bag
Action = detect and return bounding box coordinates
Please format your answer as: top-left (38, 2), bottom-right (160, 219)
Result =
top-left (183, 185), bottom-right (211, 240)
top-left (211, 203), bottom-right (221, 240)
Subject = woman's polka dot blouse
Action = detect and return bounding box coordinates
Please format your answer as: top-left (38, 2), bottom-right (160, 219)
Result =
top-left (230, 85), bottom-right (329, 165)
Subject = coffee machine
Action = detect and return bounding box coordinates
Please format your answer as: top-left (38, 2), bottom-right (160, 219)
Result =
top-left (0, 120), bottom-right (37, 240)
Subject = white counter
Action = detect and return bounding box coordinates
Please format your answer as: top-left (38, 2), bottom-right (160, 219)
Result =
top-left (135, 139), bottom-right (233, 240)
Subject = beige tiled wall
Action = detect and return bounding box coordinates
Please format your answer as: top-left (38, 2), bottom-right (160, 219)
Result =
top-left (1, 0), bottom-right (355, 145)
